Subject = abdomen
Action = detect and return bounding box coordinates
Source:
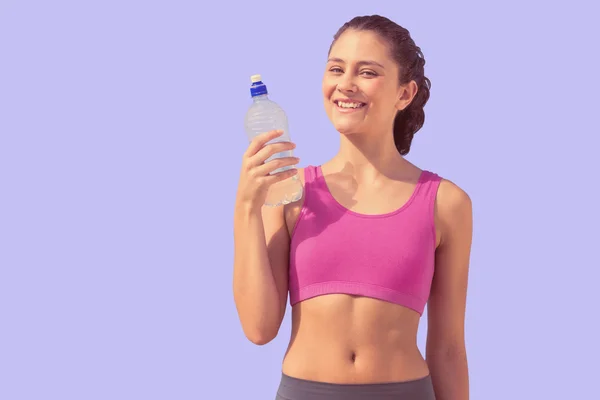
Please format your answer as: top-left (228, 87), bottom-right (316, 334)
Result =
top-left (281, 294), bottom-right (430, 384)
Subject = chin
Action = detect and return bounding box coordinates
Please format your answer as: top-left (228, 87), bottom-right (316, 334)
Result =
top-left (328, 110), bottom-right (368, 136)
top-left (332, 118), bottom-right (363, 136)
top-left (335, 124), bottom-right (359, 136)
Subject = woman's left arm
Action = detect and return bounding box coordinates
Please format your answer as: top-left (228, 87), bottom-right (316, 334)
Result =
top-left (426, 179), bottom-right (473, 400)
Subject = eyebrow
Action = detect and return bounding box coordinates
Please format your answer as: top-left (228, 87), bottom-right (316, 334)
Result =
top-left (327, 57), bottom-right (385, 69)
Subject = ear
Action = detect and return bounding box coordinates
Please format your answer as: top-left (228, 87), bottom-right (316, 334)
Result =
top-left (395, 80), bottom-right (418, 111)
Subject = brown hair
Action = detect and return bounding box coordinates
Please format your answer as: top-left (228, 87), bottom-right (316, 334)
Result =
top-left (328, 15), bottom-right (431, 156)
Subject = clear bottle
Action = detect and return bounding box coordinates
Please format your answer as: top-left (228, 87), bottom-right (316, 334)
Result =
top-left (244, 74), bottom-right (303, 207)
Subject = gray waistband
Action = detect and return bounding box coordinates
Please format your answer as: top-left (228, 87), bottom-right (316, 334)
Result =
top-left (275, 373), bottom-right (436, 400)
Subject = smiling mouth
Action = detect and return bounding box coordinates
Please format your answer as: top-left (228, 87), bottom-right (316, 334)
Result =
top-left (334, 100), bottom-right (366, 109)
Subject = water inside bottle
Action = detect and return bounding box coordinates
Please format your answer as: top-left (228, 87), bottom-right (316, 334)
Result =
top-left (264, 172), bottom-right (303, 207)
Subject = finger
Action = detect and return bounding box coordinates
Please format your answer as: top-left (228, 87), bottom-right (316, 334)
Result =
top-left (255, 157), bottom-right (300, 176)
top-left (251, 141), bottom-right (296, 164)
top-left (245, 130), bottom-right (284, 157)
top-left (264, 167), bottom-right (299, 184)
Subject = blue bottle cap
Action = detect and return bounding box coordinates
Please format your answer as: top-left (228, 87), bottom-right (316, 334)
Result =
top-left (250, 74), bottom-right (268, 97)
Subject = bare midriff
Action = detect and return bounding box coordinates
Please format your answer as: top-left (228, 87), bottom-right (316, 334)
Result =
top-left (281, 293), bottom-right (430, 384)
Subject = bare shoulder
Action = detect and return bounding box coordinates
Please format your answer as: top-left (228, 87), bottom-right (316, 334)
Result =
top-left (436, 178), bottom-right (471, 219)
top-left (437, 178), bottom-right (471, 212)
top-left (434, 177), bottom-right (472, 246)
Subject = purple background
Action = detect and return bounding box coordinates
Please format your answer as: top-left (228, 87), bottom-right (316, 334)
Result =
top-left (1, 1), bottom-right (598, 399)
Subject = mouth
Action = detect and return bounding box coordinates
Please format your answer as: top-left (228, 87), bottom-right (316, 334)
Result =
top-left (333, 99), bottom-right (367, 112)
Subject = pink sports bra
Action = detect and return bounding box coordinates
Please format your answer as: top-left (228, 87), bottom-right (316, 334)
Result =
top-left (288, 165), bottom-right (442, 315)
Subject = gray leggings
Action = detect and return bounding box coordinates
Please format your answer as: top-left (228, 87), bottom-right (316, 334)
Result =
top-left (275, 373), bottom-right (436, 400)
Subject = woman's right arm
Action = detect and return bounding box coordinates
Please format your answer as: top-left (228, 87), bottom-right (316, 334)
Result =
top-left (232, 130), bottom-right (299, 345)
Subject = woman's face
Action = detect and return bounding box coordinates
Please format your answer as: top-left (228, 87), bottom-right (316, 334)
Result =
top-left (322, 29), bottom-right (404, 137)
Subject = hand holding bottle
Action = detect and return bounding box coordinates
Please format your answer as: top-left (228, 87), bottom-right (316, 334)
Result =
top-left (243, 74), bottom-right (303, 207)
top-left (236, 129), bottom-right (299, 210)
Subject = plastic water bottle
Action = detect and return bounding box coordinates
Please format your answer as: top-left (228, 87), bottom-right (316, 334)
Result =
top-left (244, 74), bottom-right (303, 207)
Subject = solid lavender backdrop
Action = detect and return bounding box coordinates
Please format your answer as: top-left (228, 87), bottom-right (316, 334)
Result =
top-left (1, 1), bottom-right (598, 399)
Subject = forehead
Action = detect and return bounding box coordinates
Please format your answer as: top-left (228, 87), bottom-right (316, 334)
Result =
top-left (328, 30), bottom-right (391, 63)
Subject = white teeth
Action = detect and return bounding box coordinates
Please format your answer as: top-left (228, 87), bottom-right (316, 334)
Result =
top-left (336, 101), bottom-right (364, 109)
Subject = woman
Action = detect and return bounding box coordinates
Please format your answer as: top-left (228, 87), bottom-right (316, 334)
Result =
top-left (233, 15), bottom-right (472, 400)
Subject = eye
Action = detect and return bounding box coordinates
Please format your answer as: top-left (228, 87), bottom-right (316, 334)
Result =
top-left (329, 67), bottom-right (343, 74)
top-left (361, 70), bottom-right (377, 77)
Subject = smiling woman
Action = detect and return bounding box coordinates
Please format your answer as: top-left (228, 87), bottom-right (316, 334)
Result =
top-left (322, 19), bottom-right (430, 156)
top-left (233, 14), bottom-right (472, 400)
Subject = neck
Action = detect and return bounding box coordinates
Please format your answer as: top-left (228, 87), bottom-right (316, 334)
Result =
top-left (330, 129), bottom-right (407, 181)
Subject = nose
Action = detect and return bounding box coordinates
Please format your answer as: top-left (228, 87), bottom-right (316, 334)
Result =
top-left (336, 72), bottom-right (357, 93)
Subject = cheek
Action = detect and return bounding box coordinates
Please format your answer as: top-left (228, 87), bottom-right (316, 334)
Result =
top-left (367, 85), bottom-right (399, 112)
top-left (363, 79), bottom-right (387, 97)
top-left (322, 75), bottom-right (337, 96)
